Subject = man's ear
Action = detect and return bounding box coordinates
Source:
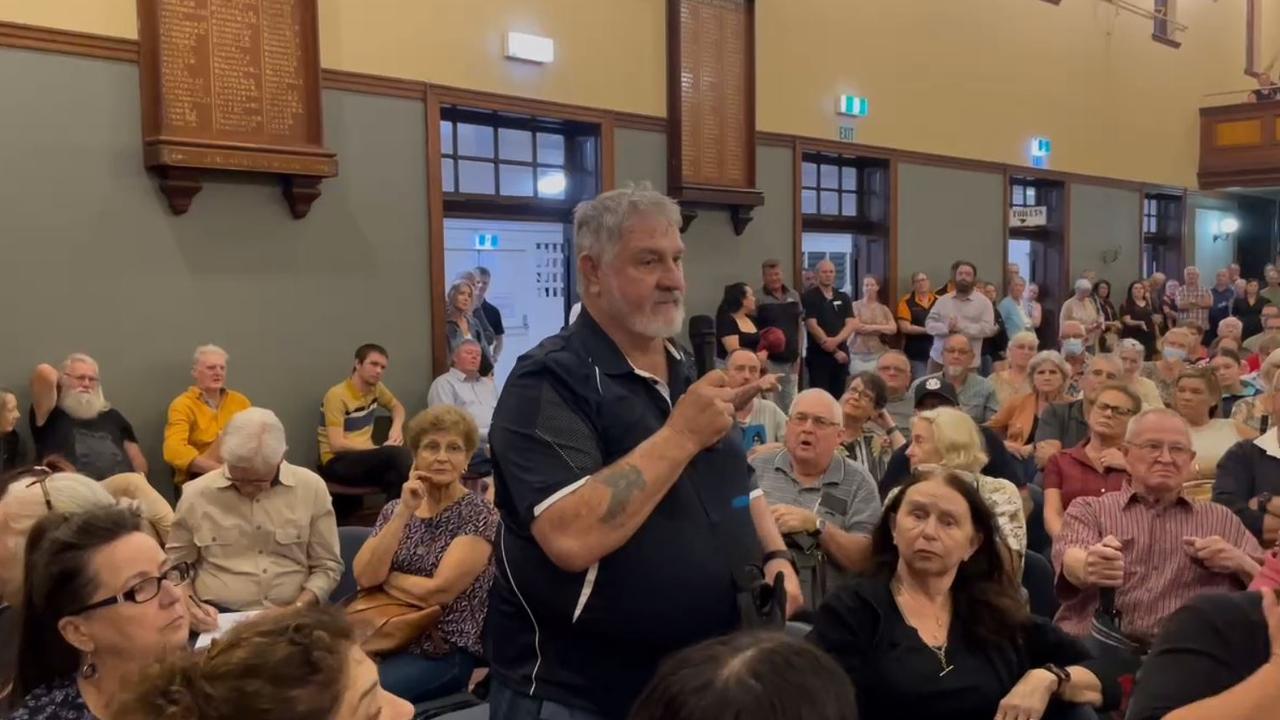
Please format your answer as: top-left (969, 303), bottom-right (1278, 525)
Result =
top-left (578, 253), bottom-right (602, 298)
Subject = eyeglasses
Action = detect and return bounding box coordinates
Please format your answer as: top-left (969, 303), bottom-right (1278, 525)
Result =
top-left (69, 562), bottom-right (193, 615)
top-left (1128, 441), bottom-right (1194, 461)
top-left (24, 468), bottom-right (56, 511)
top-left (1093, 402), bottom-right (1136, 418)
top-left (789, 413), bottom-right (840, 430)
top-left (844, 387), bottom-right (876, 404)
top-left (63, 373), bottom-right (99, 386)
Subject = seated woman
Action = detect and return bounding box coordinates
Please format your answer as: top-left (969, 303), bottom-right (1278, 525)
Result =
top-left (117, 605), bottom-right (413, 720)
top-left (7, 506), bottom-right (194, 719)
top-left (715, 282), bottom-right (765, 366)
top-left (0, 388), bottom-right (24, 472)
top-left (810, 466), bottom-right (1119, 720)
top-left (901, 408), bottom-right (1026, 579)
top-left (352, 405), bottom-right (498, 704)
top-left (1041, 383), bottom-right (1139, 538)
top-left (988, 350), bottom-right (1070, 465)
top-left (1117, 339), bottom-right (1165, 409)
top-left (1143, 327), bottom-right (1195, 407)
top-left (1125, 589), bottom-right (1280, 720)
top-left (1174, 367), bottom-right (1250, 498)
top-left (988, 331), bottom-right (1038, 407)
top-left (840, 372), bottom-right (905, 482)
top-left (1233, 352), bottom-right (1280, 439)
top-left (630, 631), bottom-right (858, 720)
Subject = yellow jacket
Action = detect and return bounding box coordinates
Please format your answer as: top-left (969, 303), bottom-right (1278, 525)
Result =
top-left (163, 387), bottom-right (251, 484)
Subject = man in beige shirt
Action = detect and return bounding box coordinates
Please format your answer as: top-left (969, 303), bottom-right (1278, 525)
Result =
top-left (167, 407), bottom-right (342, 611)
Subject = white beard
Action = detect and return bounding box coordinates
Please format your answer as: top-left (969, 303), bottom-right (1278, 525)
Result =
top-left (59, 388), bottom-right (109, 420)
top-left (603, 289), bottom-right (686, 339)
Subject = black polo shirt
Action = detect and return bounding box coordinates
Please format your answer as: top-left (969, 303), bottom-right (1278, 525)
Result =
top-left (801, 286), bottom-right (854, 355)
top-left (486, 309), bottom-right (761, 719)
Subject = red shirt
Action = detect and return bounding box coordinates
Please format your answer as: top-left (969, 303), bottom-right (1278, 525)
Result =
top-left (1042, 439), bottom-right (1129, 511)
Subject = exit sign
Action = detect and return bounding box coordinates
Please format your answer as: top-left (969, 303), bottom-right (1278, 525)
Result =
top-left (474, 233), bottom-right (499, 250)
top-left (837, 95), bottom-right (869, 117)
top-left (838, 126), bottom-right (856, 142)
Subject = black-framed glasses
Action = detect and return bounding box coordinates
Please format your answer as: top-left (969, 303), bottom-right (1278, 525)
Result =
top-left (69, 562), bottom-right (193, 615)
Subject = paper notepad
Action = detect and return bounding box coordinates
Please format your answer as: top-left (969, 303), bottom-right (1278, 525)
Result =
top-left (194, 610), bottom-right (261, 649)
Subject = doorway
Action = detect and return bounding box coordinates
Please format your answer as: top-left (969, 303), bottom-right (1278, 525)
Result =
top-left (1007, 177), bottom-right (1066, 345)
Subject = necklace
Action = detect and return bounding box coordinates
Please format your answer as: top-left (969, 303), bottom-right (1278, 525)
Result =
top-left (892, 578), bottom-right (955, 677)
top-left (927, 642), bottom-right (954, 676)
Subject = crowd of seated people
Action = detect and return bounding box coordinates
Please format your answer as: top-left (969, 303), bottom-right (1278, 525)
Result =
top-left (7, 185), bottom-right (1280, 720)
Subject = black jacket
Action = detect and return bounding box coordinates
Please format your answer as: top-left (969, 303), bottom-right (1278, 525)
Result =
top-left (1212, 436), bottom-right (1280, 540)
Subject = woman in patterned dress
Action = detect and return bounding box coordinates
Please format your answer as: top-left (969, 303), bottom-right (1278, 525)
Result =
top-left (352, 405), bottom-right (498, 704)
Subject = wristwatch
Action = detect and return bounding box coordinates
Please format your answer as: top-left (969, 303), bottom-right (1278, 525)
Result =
top-left (762, 549), bottom-right (798, 572)
top-left (1040, 664), bottom-right (1070, 695)
top-left (812, 517), bottom-right (829, 537)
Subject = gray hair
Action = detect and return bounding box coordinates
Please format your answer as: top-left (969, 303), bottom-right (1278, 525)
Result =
top-left (221, 408), bottom-right (287, 475)
top-left (789, 388), bottom-right (842, 423)
top-left (1117, 338), bottom-right (1146, 357)
top-left (1125, 407), bottom-right (1191, 443)
top-left (452, 338), bottom-right (482, 358)
top-left (1087, 353), bottom-right (1123, 374)
top-left (1007, 330), bottom-right (1039, 348)
top-left (193, 344), bottom-right (229, 366)
top-left (1218, 316), bottom-right (1243, 332)
top-left (572, 184), bottom-right (682, 262)
top-left (1028, 350), bottom-right (1071, 379)
top-left (60, 353), bottom-right (98, 373)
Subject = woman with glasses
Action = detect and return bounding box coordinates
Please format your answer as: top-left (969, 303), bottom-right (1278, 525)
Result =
top-left (8, 506), bottom-right (193, 719)
top-left (1041, 384), bottom-right (1139, 538)
top-left (1174, 367), bottom-right (1250, 496)
top-left (839, 372), bottom-right (905, 483)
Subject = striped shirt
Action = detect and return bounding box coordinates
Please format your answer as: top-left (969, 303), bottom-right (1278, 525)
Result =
top-left (1175, 285), bottom-right (1212, 329)
top-left (1052, 483), bottom-right (1262, 641)
top-left (750, 448), bottom-right (880, 536)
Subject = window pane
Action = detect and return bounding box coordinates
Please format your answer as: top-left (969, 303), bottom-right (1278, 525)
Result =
top-left (537, 168), bottom-right (567, 199)
top-left (801, 162), bottom-right (818, 188)
top-left (456, 123), bottom-right (495, 158)
top-left (537, 133), bottom-right (566, 166)
top-left (440, 122), bottom-right (454, 155)
top-left (498, 128), bottom-right (534, 162)
top-left (841, 167), bottom-right (857, 190)
top-left (801, 189), bottom-right (818, 214)
top-left (819, 164), bottom-right (839, 189)
top-left (1011, 186), bottom-right (1025, 206)
top-left (1026, 187), bottom-right (1038, 205)
top-left (820, 190), bottom-right (839, 215)
top-left (499, 164), bottom-right (535, 197)
top-left (441, 158), bottom-right (456, 193)
top-left (458, 160), bottom-right (495, 194)
top-left (841, 193), bottom-right (858, 216)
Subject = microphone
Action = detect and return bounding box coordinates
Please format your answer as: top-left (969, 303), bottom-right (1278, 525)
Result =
top-left (688, 315), bottom-right (717, 378)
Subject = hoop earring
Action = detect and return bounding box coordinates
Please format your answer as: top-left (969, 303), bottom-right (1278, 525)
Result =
top-left (79, 654), bottom-right (97, 680)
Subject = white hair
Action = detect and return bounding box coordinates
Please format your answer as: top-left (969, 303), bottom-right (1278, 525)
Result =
top-left (193, 344), bottom-right (229, 366)
top-left (1124, 407), bottom-right (1191, 443)
top-left (1117, 338), bottom-right (1145, 357)
top-left (220, 408), bottom-right (287, 475)
top-left (0, 472), bottom-right (113, 603)
top-left (1008, 330), bottom-right (1039, 348)
top-left (60, 352), bottom-right (98, 374)
top-left (1217, 316), bottom-right (1242, 331)
top-left (789, 388), bottom-right (842, 423)
top-left (1086, 353), bottom-right (1123, 374)
top-left (573, 183), bottom-right (682, 263)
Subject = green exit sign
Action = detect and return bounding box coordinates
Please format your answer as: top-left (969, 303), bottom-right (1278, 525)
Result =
top-left (838, 126), bottom-right (856, 142)
top-left (837, 95), bottom-right (868, 117)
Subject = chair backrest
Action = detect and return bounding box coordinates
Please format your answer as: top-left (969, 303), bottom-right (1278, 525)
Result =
top-left (333, 525), bottom-right (373, 603)
top-left (1022, 549), bottom-right (1059, 619)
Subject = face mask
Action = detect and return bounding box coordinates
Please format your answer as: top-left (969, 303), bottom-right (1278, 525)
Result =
top-left (1163, 347), bottom-right (1187, 362)
top-left (1061, 339), bottom-right (1085, 357)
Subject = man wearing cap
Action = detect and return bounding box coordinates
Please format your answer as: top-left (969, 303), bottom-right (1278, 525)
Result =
top-left (875, 374), bottom-right (1025, 498)
top-left (1060, 279), bottom-right (1103, 353)
top-left (906, 333), bottom-right (998, 425)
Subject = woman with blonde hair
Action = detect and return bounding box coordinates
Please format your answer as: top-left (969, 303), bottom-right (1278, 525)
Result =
top-left (988, 330), bottom-right (1038, 406)
top-left (444, 279), bottom-right (493, 376)
top-left (1233, 351), bottom-right (1280, 439)
top-left (1173, 367), bottom-right (1250, 500)
top-left (900, 407), bottom-right (1026, 578)
top-left (1142, 326), bottom-right (1195, 407)
top-left (988, 350), bottom-right (1070, 464)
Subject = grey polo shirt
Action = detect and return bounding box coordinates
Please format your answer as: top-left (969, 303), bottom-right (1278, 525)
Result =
top-left (750, 448), bottom-right (880, 536)
top-left (908, 372), bottom-right (999, 425)
top-left (885, 392), bottom-right (915, 432)
top-left (1033, 399), bottom-right (1089, 449)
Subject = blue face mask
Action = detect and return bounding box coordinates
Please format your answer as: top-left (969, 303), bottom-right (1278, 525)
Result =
top-left (1061, 339), bottom-right (1085, 357)
top-left (1163, 347), bottom-right (1187, 362)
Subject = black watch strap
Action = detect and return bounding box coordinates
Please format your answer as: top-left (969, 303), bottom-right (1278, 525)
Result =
top-left (762, 549), bottom-right (797, 572)
top-left (1041, 664), bottom-right (1070, 695)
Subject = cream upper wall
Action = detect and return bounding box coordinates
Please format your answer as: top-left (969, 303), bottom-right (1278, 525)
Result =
top-left (3, 0), bottom-right (1275, 187)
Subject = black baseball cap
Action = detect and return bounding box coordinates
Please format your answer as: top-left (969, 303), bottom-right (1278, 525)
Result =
top-left (913, 376), bottom-right (959, 409)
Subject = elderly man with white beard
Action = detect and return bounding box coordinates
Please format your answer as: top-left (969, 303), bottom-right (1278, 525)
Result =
top-left (485, 185), bottom-right (802, 720)
top-left (29, 353), bottom-right (146, 480)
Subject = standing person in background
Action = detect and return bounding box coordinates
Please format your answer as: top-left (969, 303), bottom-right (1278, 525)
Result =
top-left (714, 282), bottom-right (765, 365)
top-left (1235, 278), bottom-right (1271, 340)
top-left (1023, 282), bottom-right (1043, 331)
top-left (1093, 280), bottom-right (1122, 352)
top-left (1262, 268), bottom-right (1280, 307)
top-left (474, 267), bottom-right (506, 365)
top-left (896, 271), bottom-right (938, 380)
top-left (1121, 280), bottom-right (1160, 359)
top-left (803, 260), bottom-right (856, 400)
top-left (1207, 269), bottom-right (1236, 346)
top-left (1177, 267), bottom-right (1214, 330)
top-left (1228, 262), bottom-right (1242, 285)
top-left (998, 276), bottom-right (1032, 340)
top-left (848, 275), bottom-right (897, 375)
top-left (0, 388), bottom-right (24, 472)
top-left (445, 279), bottom-right (494, 377)
top-left (924, 260), bottom-right (996, 375)
top-left (1060, 279), bottom-right (1103, 353)
top-left (980, 282), bottom-right (1007, 376)
top-left (1161, 279), bottom-right (1181, 332)
top-left (758, 258), bottom-right (804, 411)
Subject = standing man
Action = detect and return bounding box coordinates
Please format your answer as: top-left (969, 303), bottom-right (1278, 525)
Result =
top-left (801, 259), bottom-right (856, 400)
top-left (474, 266), bottom-right (505, 365)
top-left (486, 186), bottom-right (802, 720)
top-left (896, 271), bottom-right (937, 380)
top-left (923, 260), bottom-right (996, 375)
top-left (163, 344), bottom-right (252, 486)
top-left (316, 343), bottom-right (411, 497)
top-left (1207, 268), bottom-right (1235, 346)
top-left (757, 258), bottom-right (803, 410)
top-left (1176, 266), bottom-right (1214, 330)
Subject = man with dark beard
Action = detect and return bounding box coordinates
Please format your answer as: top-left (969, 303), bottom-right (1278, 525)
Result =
top-left (29, 353), bottom-right (146, 479)
top-left (923, 260), bottom-right (996, 375)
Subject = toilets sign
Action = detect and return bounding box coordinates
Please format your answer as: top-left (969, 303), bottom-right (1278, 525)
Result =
top-left (1009, 206), bottom-right (1048, 227)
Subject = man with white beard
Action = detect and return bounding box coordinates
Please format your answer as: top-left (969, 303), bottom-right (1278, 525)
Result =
top-left (29, 353), bottom-right (146, 479)
top-left (485, 185), bottom-right (802, 720)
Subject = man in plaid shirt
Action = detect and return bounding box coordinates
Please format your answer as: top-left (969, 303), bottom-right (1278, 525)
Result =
top-left (1175, 266), bottom-right (1213, 329)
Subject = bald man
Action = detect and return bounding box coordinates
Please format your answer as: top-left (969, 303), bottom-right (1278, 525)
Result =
top-left (724, 349), bottom-right (787, 447)
top-left (801, 260), bottom-right (856, 399)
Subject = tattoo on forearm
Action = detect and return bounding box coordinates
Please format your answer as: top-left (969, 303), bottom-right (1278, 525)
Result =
top-left (597, 463), bottom-right (645, 525)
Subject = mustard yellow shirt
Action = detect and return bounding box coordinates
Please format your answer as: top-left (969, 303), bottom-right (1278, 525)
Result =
top-left (163, 387), bottom-right (252, 484)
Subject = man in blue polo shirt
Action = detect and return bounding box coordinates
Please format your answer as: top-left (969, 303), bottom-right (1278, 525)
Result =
top-left (486, 185), bottom-right (802, 720)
